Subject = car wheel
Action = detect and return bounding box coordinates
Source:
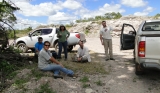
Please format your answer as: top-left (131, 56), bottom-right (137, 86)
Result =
top-left (135, 63), bottom-right (144, 75)
top-left (17, 43), bottom-right (28, 53)
top-left (68, 45), bottom-right (73, 52)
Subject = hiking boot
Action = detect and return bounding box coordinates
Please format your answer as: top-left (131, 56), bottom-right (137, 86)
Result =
top-left (105, 59), bottom-right (109, 61)
top-left (64, 58), bottom-right (67, 61)
top-left (67, 74), bottom-right (78, 79)
top-left (53, 75), bottom-right (63, 79)
top-left (110, 58), bottom-right (115, 60)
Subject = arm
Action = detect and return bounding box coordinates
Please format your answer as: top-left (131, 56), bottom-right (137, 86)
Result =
top-left (82, 48), bottom-right (89, 59)
top-left (66, 30), bottom-right (70, 38)
top-left (100, 34), bottom-right (103, 45)
top-left (49, 57), bottom-right (63, 67)
top-left (35, 43), bottom-right (39, 52)
top-left (57, 31), bottom-right (61, 38)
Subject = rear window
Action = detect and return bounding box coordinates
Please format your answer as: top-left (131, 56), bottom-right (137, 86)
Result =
top-left (142, 22), bottom-right (160, 31)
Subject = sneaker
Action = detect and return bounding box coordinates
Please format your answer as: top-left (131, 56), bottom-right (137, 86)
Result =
top-left (67, 74), bottom-right (78, 79)
top-left (53, 75), bottom-right (63, 79)
top-left (105, 59), bottom-right (109, 61)
top-left (64, 58), bottom-right (67, 61)
top-left (110, 58), bottom-right (115, 60)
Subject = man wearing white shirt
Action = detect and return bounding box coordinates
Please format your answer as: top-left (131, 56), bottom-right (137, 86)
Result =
top-left (100, 21), bottom-right (115, 61)
top-left (72, 40), bottom-right (91, 62)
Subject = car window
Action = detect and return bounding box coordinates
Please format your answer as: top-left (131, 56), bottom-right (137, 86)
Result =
top-left (41, 29), bottom-right (52, 35)
top-left (31, 29), bottom-right (41, 36)
top-left (142, 22), bottom-right (160, 31)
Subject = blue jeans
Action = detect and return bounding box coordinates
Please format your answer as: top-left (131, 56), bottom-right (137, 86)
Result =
top-left (58, 41), bottom-right (68, 59)
top-left (41, 64), bottom-right (74, 76)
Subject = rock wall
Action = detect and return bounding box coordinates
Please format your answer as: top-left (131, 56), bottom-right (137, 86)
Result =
top-left (69, 16), bottom-right (154, 37)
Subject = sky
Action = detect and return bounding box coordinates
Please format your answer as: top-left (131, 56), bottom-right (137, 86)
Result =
top-left (3, 0), bottom-right (160, 29)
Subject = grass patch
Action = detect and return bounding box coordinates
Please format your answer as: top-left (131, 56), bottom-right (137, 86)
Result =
top-left (61, 51), bottom-right (108, 74)
top-left (63, 61), bottom-right (108, 74)
top-left (95, 80), bottom-right (103, 86)
top-left (13, 78), bottom-right (28, 89)
top-left (35, 82), bottom-right (56, 93)
top-left (79, 76), bottom-right (89, 83)
top-left (30, 68), bottom-right (44, 80)
top-left (82, 83), bottom-right (90, 88)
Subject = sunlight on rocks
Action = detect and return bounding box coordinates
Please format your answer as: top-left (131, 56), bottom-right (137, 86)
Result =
top-left (117, 74), bottom-right (128, 79)
top-left (127, 66), bottom-right (134, 71)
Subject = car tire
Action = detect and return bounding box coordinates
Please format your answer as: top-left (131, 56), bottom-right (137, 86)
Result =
top-left (68, 45), bottom-right (73, 52)
top-left (135, 63), bottom-right (144, 75)
top-left (17, 43), bottom-right (28, 53)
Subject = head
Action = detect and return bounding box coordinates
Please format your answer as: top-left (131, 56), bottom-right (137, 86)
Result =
top-left (38, 37), bottom-right (43, 43)
top-left (102, 21), bottom-right (106, 27)
top-left (43, 41), bottom-right (50, 50)
top-left (78, 40), bottom-right (84, 48)
top-left (59, 24), bottom-right (66, 31)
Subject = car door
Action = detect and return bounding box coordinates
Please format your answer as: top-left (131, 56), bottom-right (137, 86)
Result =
top-left (41, 29), bottom-right (53, 43)
top-left (120, 23), bottom-right (136, 50)
top-left (27, 29), bottom-right (42, 48)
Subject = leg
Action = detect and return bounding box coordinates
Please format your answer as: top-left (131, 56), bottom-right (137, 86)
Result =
top-left (103, 39), bottom-right (109, 59)
top-left (41, 64), bottom-right (74, 75)
top-left (58, 42), bottom-right (62, 58)
top-left (108, 39), bottom-right (113, 59)
top-left (63, 41), bottom-right (68, 59)
top-left (81, 56), bottom-right (88, 62)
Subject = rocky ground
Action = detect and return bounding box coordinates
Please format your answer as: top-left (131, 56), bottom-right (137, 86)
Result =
top-left (3, 37), bottom-right (160, 93)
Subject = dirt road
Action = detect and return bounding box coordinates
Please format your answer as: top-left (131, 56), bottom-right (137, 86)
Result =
top-left (82, 37), bottom-right (160, 93)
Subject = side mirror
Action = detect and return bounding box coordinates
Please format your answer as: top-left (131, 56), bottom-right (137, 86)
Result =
top-left (28, 33), bottom-right (31, 37)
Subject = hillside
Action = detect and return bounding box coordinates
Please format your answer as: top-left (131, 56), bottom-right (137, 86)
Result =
top-left (69, 16), bottom-right (154, 37)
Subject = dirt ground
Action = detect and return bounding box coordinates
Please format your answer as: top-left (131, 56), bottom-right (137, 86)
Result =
top-left (4, 37), bottom-right (160, 93)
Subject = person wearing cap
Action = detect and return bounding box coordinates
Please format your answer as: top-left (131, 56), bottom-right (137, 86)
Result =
top-left (57, 24), bottom-right (70, 61)
top-left (72, 40), bottom-right (91, 62)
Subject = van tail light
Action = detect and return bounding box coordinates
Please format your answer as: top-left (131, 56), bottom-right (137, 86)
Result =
top-left (75, 34), bottom-right (80, 39)
top-left (138, 41), bottom-right (145, 57)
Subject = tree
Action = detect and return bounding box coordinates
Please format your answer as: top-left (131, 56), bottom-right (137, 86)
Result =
top-left (0, 0), bottom-right (19, 48)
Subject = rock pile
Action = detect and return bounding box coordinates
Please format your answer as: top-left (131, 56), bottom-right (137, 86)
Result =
top-left (69, 16), bottom-right (154, 37)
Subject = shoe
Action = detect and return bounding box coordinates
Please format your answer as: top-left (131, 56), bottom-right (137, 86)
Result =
top-left (53, 75), bottom-right (63, 79)
top-left (67, 74), bottom-right (78, 79)
top-left (64, 58), bottom-right (67, 61)
top-left (110, 58), bottom-right (115, 60)
top-left (105, 59), bottom-right (109, 61)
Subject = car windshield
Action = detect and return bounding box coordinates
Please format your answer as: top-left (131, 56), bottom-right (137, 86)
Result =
top-left (142, 22), bottom-right (160, 31)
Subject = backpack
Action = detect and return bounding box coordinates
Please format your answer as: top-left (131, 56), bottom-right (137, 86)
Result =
top-left (52, 51), bottom-right (58, 59)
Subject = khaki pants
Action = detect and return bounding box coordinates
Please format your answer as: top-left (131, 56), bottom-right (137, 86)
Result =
top-left (103, 39), bottom-right (113, 59)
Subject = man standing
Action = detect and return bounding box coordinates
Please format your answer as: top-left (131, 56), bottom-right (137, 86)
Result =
top-left (72, 40), bottom-right (91, 62)
top-left (100, 21), bottom-right (114, 61)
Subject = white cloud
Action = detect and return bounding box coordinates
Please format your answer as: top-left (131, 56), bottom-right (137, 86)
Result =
top-left (15, 2), bottom-right (61, 16)
top-left (121, 0), bottom-right (147, 7)
top-left (62, 0), bottom-right (82, 10)
top-left (14, 17), bottom-right (45, 29)
top-left (75, 3), bottom-right (125, 18)
top-left (48, 12), bottom-right (77, 24)
top-left (134, 6), bottom-right (154, 16)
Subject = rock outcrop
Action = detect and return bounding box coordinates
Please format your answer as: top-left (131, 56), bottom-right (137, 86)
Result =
top-left (69, 16), bottom-right (154, 37)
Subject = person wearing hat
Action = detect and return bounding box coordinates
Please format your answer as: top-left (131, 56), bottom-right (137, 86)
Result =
top-left (57, 24), bottom-right (70, 61)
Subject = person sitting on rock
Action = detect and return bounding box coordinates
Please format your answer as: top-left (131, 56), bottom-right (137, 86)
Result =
top-left (38, 41), bottom-right (77, 79)
top-left (35, 37), bottom-right (44, 55)
top-left (72, 40), bottom-right (91, 62)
